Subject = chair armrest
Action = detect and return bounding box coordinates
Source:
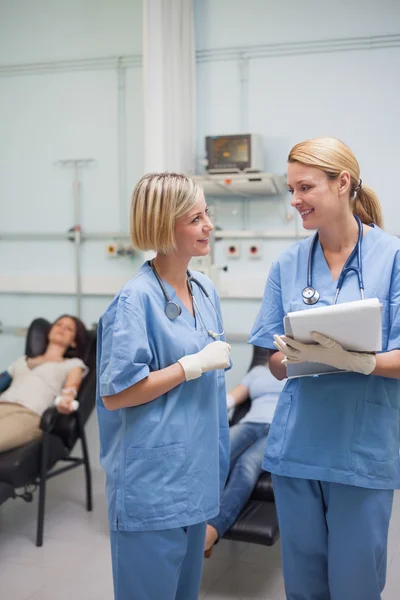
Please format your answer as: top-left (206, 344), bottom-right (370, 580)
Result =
top-left (40, 405), bottom-right (83, 450)
top-left (40, 407), bottom-right (62, 433)
top-left (39, 370), bottom-right (95, 447)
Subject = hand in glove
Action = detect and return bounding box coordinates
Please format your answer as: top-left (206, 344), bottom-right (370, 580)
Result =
top-left (178, 340), bottom-right (231, 381)
top-left (273, 332), bottom-right (376, 376)
top-left (226, 394), bottom-right (236, 420)
top-left (226, 394), bottom-right (235, 410)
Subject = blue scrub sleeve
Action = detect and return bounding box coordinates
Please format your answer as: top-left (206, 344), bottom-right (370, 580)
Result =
top-left (387, 250), bottom-right (400, 351)
top-left (0, 370), bottom-right (12, 392)
top-left (98, 297), bottom-right (152, 397)
top-left (248, 261), bottom-right (285, 349)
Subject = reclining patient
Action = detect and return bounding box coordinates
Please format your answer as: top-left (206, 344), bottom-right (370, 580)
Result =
top-left (0, 315), bottom-right (88, 453)
top-left (204, 362), bottom-right (285, 557)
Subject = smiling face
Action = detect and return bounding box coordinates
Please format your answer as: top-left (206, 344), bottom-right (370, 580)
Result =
top-left (287, 162), bottom-right (351, 230)
top-left (173, 194), bottom-right (214, 259)
top-left (48, 316), bottom-right (77, 350)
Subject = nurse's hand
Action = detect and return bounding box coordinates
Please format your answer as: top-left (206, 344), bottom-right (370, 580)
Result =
top-left (178, 341), bottom-right (231, 381)
top-left (273, 332), bottom-right (376, 376)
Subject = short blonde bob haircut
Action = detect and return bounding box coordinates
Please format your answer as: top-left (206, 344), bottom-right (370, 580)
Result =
top-left (288, 137), bottom-right (383, 228)
top-left (130, 172), bottom-right (204, 253)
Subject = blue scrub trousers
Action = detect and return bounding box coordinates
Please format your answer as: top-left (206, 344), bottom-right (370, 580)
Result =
top-left (272, 475), bottom-right (394, 600)
top-left (110, 521), bottom-right (206, 600)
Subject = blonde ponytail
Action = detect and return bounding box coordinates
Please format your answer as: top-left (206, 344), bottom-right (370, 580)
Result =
top-left (353, 184), bottom-right (383, 229)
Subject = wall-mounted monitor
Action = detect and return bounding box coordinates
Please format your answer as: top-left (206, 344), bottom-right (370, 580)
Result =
top-left (205, 134), bottom-right (264, 174)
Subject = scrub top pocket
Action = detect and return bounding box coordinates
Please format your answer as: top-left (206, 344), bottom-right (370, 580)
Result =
top-left (351, 401), bottom-right (400, 479)
top-left (124, 443), bottom-right (188, 521)
top-left (265, 392), bottom-right (292, 459)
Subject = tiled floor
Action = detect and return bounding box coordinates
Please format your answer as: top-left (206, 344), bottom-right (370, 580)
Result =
top-left (1, 468), bottom-right (400, 599)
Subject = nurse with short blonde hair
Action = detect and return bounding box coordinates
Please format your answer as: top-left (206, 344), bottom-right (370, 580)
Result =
top-left (97, 173), bottom-right (231, 600)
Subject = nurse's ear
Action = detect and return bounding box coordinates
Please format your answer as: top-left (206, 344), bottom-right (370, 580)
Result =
top-left (337, 171), bottom-right (351, 198)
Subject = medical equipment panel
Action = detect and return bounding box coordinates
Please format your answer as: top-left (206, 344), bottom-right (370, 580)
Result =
top-left (205, 134), bottom-right (264, 174)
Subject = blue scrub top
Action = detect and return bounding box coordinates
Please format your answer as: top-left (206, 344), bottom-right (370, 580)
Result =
top-left (249, 225), bottom-right (400, 490)
top-left (96, 262), bottom-right (230, 532)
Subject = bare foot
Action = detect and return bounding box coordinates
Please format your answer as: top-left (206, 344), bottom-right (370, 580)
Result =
top-left (204, 524), bottom-right (219, 558)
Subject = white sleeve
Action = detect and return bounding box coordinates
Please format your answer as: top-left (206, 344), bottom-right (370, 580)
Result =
top-left (64, 358), bottom-right (89, 378)
top-left (6, 356), bottom-right (24, 377)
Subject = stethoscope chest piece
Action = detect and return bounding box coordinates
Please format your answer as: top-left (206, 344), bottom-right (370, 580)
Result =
top-left (303, 214), bottom-right (364, 306)
top-left (165, 301), bottom-right (182, 320)
top-left (149, 259), bottom-right (225, 338)
top-left (302, 286), bottom-right (320, 305)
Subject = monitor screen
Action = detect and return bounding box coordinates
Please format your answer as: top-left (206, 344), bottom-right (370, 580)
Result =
top-left (206, 134), bottom-right (251, 171)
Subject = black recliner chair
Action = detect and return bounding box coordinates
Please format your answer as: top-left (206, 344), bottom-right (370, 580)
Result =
top-left (222, 345), bottom-right (280, 547)
top-left (0, 318), bottom-right (97, 546)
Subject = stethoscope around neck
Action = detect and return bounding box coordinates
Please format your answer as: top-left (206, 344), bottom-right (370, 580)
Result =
top-left (302, 214), bottom-right (365, 306)
top-left (148, 260), bottom-right (225, 339)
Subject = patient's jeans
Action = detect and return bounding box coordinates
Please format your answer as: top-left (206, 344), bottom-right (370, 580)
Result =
top-left (208, 421), bottom-right (270, 538)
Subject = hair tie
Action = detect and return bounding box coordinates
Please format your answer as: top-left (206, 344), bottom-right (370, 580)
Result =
top-left (351, 178), bottom-right (362, 200)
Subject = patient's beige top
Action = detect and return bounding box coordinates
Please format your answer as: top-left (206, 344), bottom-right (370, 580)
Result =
top-left (0, 357), bottom-right (88, 416)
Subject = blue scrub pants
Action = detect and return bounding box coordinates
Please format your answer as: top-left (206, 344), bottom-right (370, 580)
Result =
top-left (272, 475), bottom-right (394, 600)
top-left (110, 522), bottom-right (206, 600)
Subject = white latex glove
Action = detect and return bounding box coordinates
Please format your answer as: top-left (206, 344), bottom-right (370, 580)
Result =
top-left (226, 393), bottom-right (235, 410)
top-left (178, 341), bottom-right (231, 381)
top-left (273, 332), bottom-right (376, 376)
top-left (55, 395), bottom-right (79, 413)
top-left (226, 394), bottom-right (236, 421)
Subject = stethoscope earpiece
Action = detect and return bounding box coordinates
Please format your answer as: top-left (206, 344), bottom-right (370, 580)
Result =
top-left (207, 330), bottom-right (219, 339)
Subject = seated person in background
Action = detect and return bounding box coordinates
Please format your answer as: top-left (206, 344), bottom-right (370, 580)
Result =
top-left (204, 363), bottom-right (285, 557)
top-left (0, 315), bottom-right (88, 453)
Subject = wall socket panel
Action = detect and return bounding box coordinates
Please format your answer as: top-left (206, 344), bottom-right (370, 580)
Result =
top-left (224, 243), bottom-right (241, 258)
top-left (106, 243), bottom-right (135, 257)
top-left (247, 243), bottom-right (262, 258)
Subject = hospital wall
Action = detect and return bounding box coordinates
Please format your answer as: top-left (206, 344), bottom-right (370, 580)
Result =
top-left (0, 0), bottom-right (144, 359)
top-left (0, 0), bottom-right (399, 466)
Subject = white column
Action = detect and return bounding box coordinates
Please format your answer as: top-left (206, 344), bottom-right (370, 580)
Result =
top-left (143, 0), bottom-right (196, 174)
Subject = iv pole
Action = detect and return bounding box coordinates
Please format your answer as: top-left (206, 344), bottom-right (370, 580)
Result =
top-left (54, 159), bottom-right (95, 318)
